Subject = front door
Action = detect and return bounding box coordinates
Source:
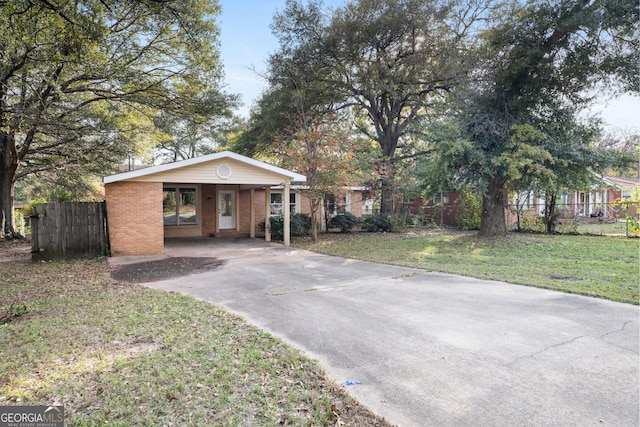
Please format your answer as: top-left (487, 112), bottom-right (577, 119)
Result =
top-left (218, 191), bottom-right (236, 229)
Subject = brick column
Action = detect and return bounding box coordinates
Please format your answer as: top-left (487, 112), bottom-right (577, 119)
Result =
top-left (105, 181), bottom-right (164, 256)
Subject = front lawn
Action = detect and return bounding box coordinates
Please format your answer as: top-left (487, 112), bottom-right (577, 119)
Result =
top-left (294, 229), bottom-right (639, 304)
top-left (0, 255), bottom-right (391, 426)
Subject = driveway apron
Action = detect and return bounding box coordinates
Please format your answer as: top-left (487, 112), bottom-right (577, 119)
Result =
top-left (130, 239), bottom-right (639, 427)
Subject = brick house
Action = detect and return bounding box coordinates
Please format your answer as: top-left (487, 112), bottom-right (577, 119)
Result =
top-left (399, 191), bottom-right (462, 226)
top-left (104, 151), bottom-right (364, 256)
top-left (104, 151), bottom-right (308, 256)
top-left (506, 176), bottom-right (639, 224)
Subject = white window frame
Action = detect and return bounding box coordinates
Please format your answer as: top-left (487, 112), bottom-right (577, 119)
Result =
top-left (433, 192), bottom-right (449, 205)
top-left (325, 193), bottom-right (349, 217)
top-left (270, 192), bottom-right (299, 216)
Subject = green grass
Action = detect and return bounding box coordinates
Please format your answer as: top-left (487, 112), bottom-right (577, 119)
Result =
top-left (575, 220), bottom-right (630, 236)
top-left (0, 260), bottom-right (390, 426)
top-left (294, 229), bottom-right (639, 304)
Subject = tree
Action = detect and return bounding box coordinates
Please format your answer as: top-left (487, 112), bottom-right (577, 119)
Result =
top-left (447, 0), bottom-right (638, 236)
top-left (242, 64), bottom-right (371, 241)
top-left (596, 129), bottom-right (640, 178)
top-left (0, 0), bottom-right (232, 238)
top-left (287, 112), bottom-right (365, 241)
top-left (152, 81), bottom-right (238, 163)
top-left (268, 0), bottom-right (483, 214)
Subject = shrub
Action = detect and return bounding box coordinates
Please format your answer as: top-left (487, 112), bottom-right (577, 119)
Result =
top-left (412, 213), bottom-right (436, 227)
top-left (328, 212), bottom-right (362, 232)
top-left (390, 214), bottom-right (408, 232)
top-left (363, 213), bottom-right (392, 232)
top-left (556, 217), bottom-right (579, 235)
top-left (456, 190), bottom-right (481, 230)
top-left (521, 214), bottom-right (545, 233)
top-left (291, 213), bottom-right (312, 236)
top-left (259, 214), bottom-right (312, 240)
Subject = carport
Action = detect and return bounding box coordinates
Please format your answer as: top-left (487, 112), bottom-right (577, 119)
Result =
top-left (103, 151), bottom-right (306, 256)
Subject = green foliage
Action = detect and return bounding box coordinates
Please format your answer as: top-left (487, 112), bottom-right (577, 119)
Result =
top-left (0, 0), bottom-right (232, 236)
top-left (268, 0), bottom-right (478, 213)
top-left (291, 213), bottom-right (312, 236)
top-left (412, 213), bottom-right (437, 228)
top-left (626, 217), bottom-right (640, 238)
top-left (362, 213), bottom-right (393, 232)
top-left (0, 304), bottom-right (29, 325)
top-left (556, 218), bottom-right (580, 235)
top-left (520, 215), bottom-right (546, 234)
top-left (328, 212), bottom-right (362, 233)
top-left (260, 214), bottom-right (312, 240)
top-left (456, 190), bottom-right (482, 230)
top-left (432, 0), bottom-right (639, 236)
top-left (16, 198), bottom-right (46, 218)
top-left (612, 192), bottom-right (640, 238)
top-left (390, 214), bottom-right (409, 232)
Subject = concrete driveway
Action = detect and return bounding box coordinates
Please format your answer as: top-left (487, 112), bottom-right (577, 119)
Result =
top-left (113, 239), bottom-right (639, 426)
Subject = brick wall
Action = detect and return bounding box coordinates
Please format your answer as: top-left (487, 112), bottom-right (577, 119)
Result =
top-left (254, 190), bottom-right (266, 236)
top-left (299, 193), bottom-right (312, 216)
top-left (105, 181), bottom-right (164, 256)
top-left (201, 184), bottom-right (216, 236)
top-left (349, 191), bottom-right (363, 218)
top-left (239, 189), bottom-right (251, 233)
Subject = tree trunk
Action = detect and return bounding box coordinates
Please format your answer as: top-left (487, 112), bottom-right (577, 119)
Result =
top-left (544, 191), bottom-right (558, 234)
top-left (479, 176), bottom-right (508, 237)
top-left (309, 196), bottom-right (321, 242)
top-left (380, 158), bottom-right (395, 215)
top-left (0, 132), bottom-right (20, 239)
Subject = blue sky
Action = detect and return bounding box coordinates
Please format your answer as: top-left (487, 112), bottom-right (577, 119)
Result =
top-left (218, 0), bottom-right (347, 117)
top-left (217, 0), bottom-right (638, 131)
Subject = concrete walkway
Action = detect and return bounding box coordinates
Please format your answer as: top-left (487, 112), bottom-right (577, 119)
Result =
top-left (112, 239), bottom-right (639, 426)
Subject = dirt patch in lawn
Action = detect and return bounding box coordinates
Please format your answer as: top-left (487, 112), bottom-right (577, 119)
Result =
top-left (110, 257), bottom-right (224, 283)
top-left (0, 238), bottom-right (31, 264)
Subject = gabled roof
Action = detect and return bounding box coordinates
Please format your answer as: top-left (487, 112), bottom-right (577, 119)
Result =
top-left (103, 151), bottom-right (307, 184)
top-left (602, 176), bottom-right (640, 191)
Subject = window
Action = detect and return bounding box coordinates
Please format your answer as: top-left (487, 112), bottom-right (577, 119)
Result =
top-left (433, 193), bottom-right (449, 205)
top-left (270, 192), bottom-right (298, 216)
top-left (163, 186), bottom-right (197, 225)
top-left (325, 193), bottom-right (347, 216)
top-left (526, 192), bottom-right (535, 210)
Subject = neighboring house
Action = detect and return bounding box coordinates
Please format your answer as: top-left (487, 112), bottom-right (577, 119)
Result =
top-left (382, 175), bottom-right (639, 228)
top-left (400, 191), bottom-right (462, 226)
top-left (507, 176), bottom-right (639, 224)
top-left (103, 151), bottom-right (363, 256)
top-left (602, 176), bottom-right (639, 217)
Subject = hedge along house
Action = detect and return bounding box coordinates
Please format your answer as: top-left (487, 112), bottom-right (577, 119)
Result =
top-left (103, 151), bottom-right (306, 256)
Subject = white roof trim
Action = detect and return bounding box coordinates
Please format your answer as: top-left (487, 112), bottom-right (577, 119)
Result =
top-left (104, 151), bottom-right (307, 184)
top-left (270, 185), bottom-right (366, 191)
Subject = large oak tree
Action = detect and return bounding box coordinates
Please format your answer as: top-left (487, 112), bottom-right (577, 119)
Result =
top-left (0, 0), bottom-right (232, 238)
top-left (448, 0), bottom-right (638, 236)
top-left (265, 0), bottom-right (483, 213)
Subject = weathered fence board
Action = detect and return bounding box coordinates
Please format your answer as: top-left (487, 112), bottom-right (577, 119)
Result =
top-left (31, 202), bottom-right (109, 261)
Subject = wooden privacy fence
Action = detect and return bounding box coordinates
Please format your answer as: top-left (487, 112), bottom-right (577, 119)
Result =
top-left (31, 202), bottom-right (110, 261)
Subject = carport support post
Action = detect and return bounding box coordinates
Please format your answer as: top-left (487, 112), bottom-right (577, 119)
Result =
top-left (265, 186), bottom-right (271, 242)
top-left (284, 182), bottom-right (291, 247)
top-left (250, 189), bottom-right (256, 238)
